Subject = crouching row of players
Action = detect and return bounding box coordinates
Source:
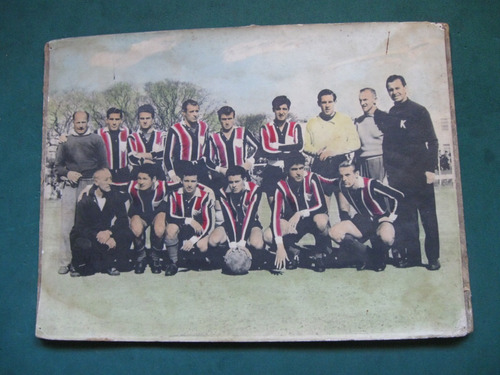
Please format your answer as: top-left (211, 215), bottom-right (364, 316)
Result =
top-left (69, 153), bottom-right (404, 277)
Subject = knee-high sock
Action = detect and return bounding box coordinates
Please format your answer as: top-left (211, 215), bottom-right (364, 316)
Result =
top-left (165, 237), bottom-right (179, 264)
top-left (133, 234), bottom-right (146, 262)
top-left (342, 234), bottom-right (369, 264)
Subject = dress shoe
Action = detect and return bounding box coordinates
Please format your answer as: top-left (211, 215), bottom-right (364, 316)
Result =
top-left (427, 259), bottom-right (441, 271)
top-left (373, 262), bottom-right (386, 272)
top-left (58, 265), bottom-right (70, 275)
top-left (69, 265), bottom-right (80, 277)
top-left (134, 259), bottom-right (147, 274)
top-left (106, 267), bottom-right (120, 276)
top-left (164, 263), bottom-right (178, 276)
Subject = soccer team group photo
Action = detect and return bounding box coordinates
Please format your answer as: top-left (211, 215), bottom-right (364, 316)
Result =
top-left (48, 74), bottom-right (444, 278)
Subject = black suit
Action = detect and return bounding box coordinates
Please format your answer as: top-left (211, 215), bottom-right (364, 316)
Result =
top-left (70, 186), bottom-right (132, 275)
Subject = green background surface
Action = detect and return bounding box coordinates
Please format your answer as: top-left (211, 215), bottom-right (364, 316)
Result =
top-left (1, 1), bottom-right (498, 374)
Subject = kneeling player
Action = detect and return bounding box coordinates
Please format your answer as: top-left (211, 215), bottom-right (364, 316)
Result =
top-left (128, 164), bottom-right (168, 274)
top-left (328, 161), bottom-right (404, 271)
top-left (264, 153), bottom-right (330, 272)
top-left (209, 166), bottom-right (274, 274)
top-left (164, 164), bottom-right (213, 275)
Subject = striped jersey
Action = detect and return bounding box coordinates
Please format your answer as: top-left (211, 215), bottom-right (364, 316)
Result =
top-left (166, 186), bottom-right (213, 244)
top-left (128, 129), bottom-right (166, 168)
top-left (127, 180), bottom-right (168, 217)
top-left (164, 120), bottom-right (210, 177)
top-left (339, 177), bottom-right (404, 221)
top-left (260, 121), bottom-right (303, 161)
top-left (207, 127), bottom-right (259, 172)
top-left (272, 172), bottom-right (326, 243)
top-left (97, 127), bottom-right (130, 170)
top-left (218, 181), bottom-right (261, 244)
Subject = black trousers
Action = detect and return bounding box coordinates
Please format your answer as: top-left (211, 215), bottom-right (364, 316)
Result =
top-left (388, 170), bottom-right (440, 264)
top-left (70, 230), bottom-right (133, 275)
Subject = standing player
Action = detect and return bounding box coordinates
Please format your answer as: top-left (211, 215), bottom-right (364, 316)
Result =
top-left (164, 99), bottom-right (211, 185)
top-left (354, 88), bottom-right (386, 181)
top-left (164, 164), bottom-right (214, 275)
top-left (265, 153), bottom-right (330, 272)
top-left (260, 95), bottom-right (303, 207)
top-left (54, 111), bottom-right (108, 274)
top-left (208, 166), bottom-right (273, 274)
top-left (304, 89), bottom-right (360, 208)
top-left (374, 75), bottom-right (440, 270)
top-left (97, 108), bottom-right (131, 189)
top-left (128, 164), bottom-right (169, 274)
top-left (328, 161), bottom-right (404, 271)
top-left (206, 106), bottom-right (260, 190)
top-left (128, 104), bottom-right (166, 180)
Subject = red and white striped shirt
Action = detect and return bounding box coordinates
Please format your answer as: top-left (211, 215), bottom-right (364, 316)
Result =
top-left (218, 181), bottom-right (261, 245)
top-left (260, 121), bottom-right (303, 165)
top-left (272, 172), bottom-right (326, 244)
top-left (97, 126), bottom-right (130, 170)
top-left (164, 120), bottom-right (210, 178)
top-left (166, 186), bottom-right (213, 244)
top-left (207, 127), bottom-right (259, 172)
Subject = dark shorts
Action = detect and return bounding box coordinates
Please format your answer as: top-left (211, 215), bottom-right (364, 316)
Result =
top-left (241, 221), bottom-right (263, 240)
top-left (311, 155), bottom-right (346, 196)
top-left (282, 215), bottom-right (322, 246)
top-left (177, 224), bottom-right (209, 248)
top-left (351, 214), bottom-right (378, 241)
top-left (261, 165), bottom-right (284, 195)
top-left (132, 209), bottom-right (164, 228)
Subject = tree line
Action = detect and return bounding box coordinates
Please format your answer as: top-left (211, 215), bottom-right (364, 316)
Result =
top-left (46, 80), bottom-right (270, 138)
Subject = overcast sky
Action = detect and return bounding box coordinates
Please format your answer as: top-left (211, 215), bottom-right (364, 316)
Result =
top-left (48, 22), bottom-right (452, 127)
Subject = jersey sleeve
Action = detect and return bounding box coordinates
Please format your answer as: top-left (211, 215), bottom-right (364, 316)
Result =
top-left (239, 187), bottom-right (262, 242)
top-left (271, 186), bottom-right (285, 244)
top-left (300, 173), bottom-right (326, 217)
top-left (219, 195), bottom-right (238, 243)
top-left (205, 135), bottom-right (219, 172)
top-left (188, 194), bottom-right (213, 244)
top-left (164, 128), bottom-right (178, 178)
top-left (372, 180), bottom-right (405, 221)
top-left (127, 134), bottom-right (141, 167)
top-left (244, 129), bottom-right (260, 164)
top-left (165, 192), bottom-right (186, 226)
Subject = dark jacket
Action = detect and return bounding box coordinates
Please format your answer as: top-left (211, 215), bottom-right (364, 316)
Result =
top-left (374, 100), bottom-right (438, 175)
top-left (71, 185), bottom-right (129, 241)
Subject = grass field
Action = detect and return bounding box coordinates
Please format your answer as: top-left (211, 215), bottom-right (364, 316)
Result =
top-left (36, 185), bottom-right (469, 342)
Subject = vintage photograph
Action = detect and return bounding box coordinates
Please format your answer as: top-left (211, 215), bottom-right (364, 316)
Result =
top-left (37, 22), bottom-right (472, 341)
